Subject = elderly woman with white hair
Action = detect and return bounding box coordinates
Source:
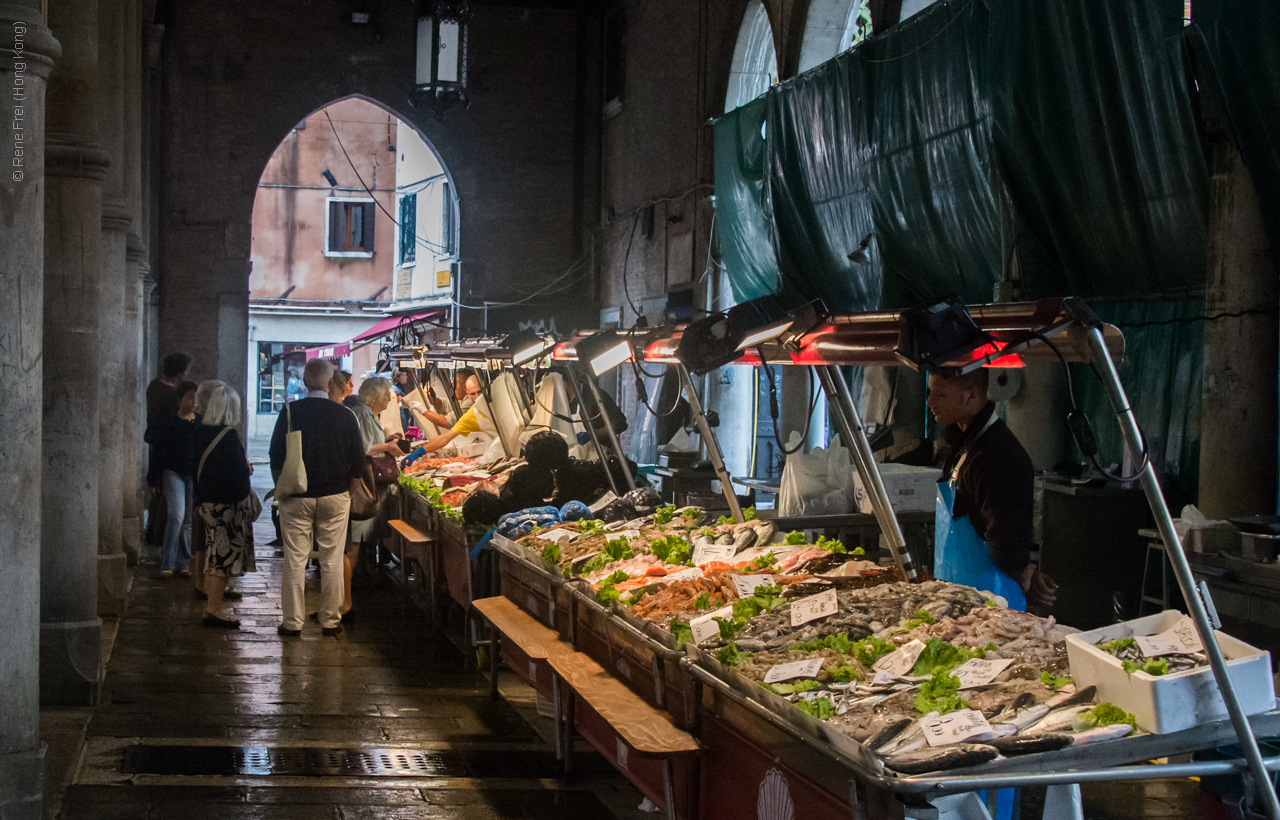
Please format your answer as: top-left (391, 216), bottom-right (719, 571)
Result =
top-left (190, 380), bottom-right (256, 629)
top-left (331, 376), bottom-right (400, 622)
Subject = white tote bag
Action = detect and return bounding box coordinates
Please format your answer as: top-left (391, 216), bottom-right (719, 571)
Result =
top-left (274, 402), bottom-right (308, 498)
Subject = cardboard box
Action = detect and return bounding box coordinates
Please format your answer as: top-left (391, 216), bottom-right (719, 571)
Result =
top-left (853, 464), bottom-right (941, 514)
top-left (1065, 610), bottom-right (1275, 734)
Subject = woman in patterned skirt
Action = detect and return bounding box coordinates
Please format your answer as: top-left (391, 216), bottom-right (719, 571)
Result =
top-left (191, 381), bottom-right (256, 629)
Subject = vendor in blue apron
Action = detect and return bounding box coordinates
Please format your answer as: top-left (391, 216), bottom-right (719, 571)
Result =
top-left (927, 367), bottom-right (1058, 610)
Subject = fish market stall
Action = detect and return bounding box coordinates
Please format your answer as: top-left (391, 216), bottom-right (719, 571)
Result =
top-left (477, 298), bottom-right (1280, 819)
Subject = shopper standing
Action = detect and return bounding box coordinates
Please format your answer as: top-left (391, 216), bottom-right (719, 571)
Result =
top-left (191, 381), bottom-right (256, 629)
top-left (270, 358), bottom-right (366, 637)
top-left (147, 381), bottom-right (200, 578)
top-left (143, 352), bottom-right (192, 546)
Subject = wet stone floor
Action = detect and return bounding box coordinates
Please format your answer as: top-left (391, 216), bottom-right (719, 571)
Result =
top-left (56, 542), bottom-right (651, 820)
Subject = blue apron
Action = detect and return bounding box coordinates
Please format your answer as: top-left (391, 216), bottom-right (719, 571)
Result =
top-left (933, 417), bottom-right (1027, 611)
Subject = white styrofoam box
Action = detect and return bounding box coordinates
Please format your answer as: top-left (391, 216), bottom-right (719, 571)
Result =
top-left (1065, 610), bottom-right (1275, 734)
top-left (853, 464), bottom-right (942, 514)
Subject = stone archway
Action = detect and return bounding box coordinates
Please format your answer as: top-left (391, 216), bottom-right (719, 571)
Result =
top-left (155, 1), bottom-right (588, 401)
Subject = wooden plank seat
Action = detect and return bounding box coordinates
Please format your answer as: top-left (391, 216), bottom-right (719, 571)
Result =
top-left (387, 519), bottom-right (434, 606)
top-left (473, 596), bottom-right (562, 660)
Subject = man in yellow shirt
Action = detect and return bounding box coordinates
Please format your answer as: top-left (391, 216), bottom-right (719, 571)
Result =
top-left (411, 375), bottom-right (485, 455)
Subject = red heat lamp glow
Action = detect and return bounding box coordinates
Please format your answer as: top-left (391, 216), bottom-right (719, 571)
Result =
top-left (551, 341), bottom-right (576, 361)
top-left (954, 341), bottom-right (1025, 369)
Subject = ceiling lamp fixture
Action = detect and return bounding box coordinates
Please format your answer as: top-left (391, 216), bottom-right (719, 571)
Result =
top-left (574, 330), bottom-right (633, 377)
top-left (676, 295), bottom-right (815, 375)
top-left (894, 298), bottom-right (993, 374)
top-left (487, 327), bottom-right (557, 366)
top-left (412, 0), bottom-right (471, 117)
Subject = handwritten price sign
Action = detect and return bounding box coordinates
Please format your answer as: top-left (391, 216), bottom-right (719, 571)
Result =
top-left (951, 658), bottom-right (1014, 689)
top-left (873, 639), bottom-right (926, 677)
top-left (693, 543), bottom-right (738, 566)
top-left (790, 589), bottom-right (838, 626)
top-left (1135, 615), bottom-right (1205, 657)
top-left (922, 709), bottom-right (994, 747)
top-left (690, 605), bottom-right (734, 645)
top-left (764, 658), bottom-right (825, 684)
top-left (732, 573), bottom-right (775, 597)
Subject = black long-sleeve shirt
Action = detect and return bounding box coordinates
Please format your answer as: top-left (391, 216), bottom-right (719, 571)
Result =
top-left (268, 396), bottom-right (366, 498)
top-left (938, 402), bottom-right (1035, 577)
top-left (191, 425), bottom-right (252, 505)
top-left (147, 413), bottom-right (201, 486)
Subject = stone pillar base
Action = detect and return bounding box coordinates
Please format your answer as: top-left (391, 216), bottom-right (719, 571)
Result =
top-left (122, 515), bottom-right (141, 566)
top-left (97, 553), bottom-right (129, 616)
top-left (0, 743), bottom-right (45, 820)
top-left (40, 620), bottom-right (102, 706)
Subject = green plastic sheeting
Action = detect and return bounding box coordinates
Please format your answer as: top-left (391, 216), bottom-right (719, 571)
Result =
top-left (989, 0), bottom-right (1208, 299)
top-left (713, 97), bottom-right (779, 304)
top-left (1189, 0), bottom-right (1280, 258)
top-left (714, 0), bottom-right (1212, 310)
top-left (1071, 299), bottom-right (1204, 507)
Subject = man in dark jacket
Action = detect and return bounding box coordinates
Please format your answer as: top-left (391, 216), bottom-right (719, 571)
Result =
top-left (269, 358), bottom-right (366, 636)
top-left (143, 352), bottom-right (191, 546)
top-left (929, 368), bottom-right (1057, 608)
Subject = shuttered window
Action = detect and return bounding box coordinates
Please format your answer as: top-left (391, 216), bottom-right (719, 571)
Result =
top-left (398, 193), bottom-right (417, 265)
top-left (325, 198), bottom-right (376, 256)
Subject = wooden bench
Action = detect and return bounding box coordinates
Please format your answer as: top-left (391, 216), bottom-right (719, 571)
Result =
top-left (388, 519), bottom-right (434, 621)
top-left (473, 596), bottom-right (699, 819)
top-left (547, 644), bottom-right (699, 820)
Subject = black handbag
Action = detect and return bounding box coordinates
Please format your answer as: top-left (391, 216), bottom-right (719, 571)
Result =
top-left (349, 463), bottom-right (379, 521)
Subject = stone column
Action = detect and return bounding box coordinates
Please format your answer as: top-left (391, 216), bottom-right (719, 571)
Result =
top-left (1199, 132), bottom-right (1279, 518)
top-left (96, 0), bottom-right (130, 615)
top-left (0, 6), bottom-right (59, 817)
top-left (122, 235), bottom-right (145, 565)
top-left (41, 0), bottom-right (108, 706)
top-left (121, 0), bottom-right (145, 563)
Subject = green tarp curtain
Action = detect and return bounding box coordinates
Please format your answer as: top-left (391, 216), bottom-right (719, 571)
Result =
top-left (714, 0), bottom-right (1212, 309)
top-left (989, 0), bottom-right (1208, 299)
top-left (713, 97), bottom-right (779, 304)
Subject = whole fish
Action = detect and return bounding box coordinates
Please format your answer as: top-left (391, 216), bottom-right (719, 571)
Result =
top-left (992, 704), bottom-right (1050, 733)
top-left (876, 711), bottom-right (938, 756)
top-left (883, 743), bottom-right (1000, 775)
top-left (987, 734), bottom-right (1073, 756)
top-left (715, 533), bottom-right (735, 546)
top-left (1070, 724), bottom-right (1133, 745)
top-left (752, 520), bottom-right (778, 547)
top-left (1022, 705), bottom-right (1093, 735)
top-left (866, 718), bottom-right (913, 753)
top-left (732, 526), bottom-right (757, 552)
top-left (1045, 685), bottom-right (1094, 709)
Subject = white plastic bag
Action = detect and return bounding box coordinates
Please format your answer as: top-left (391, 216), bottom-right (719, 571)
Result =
top-left (777, 442), bottom-right (855, 517)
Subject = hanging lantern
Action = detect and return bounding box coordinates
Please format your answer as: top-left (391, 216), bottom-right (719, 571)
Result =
top-left (412, 0), bottom-right (471, 113)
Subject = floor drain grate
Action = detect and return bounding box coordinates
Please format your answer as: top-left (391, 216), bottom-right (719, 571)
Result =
top-left (123, 745), bottom-right (470, 777)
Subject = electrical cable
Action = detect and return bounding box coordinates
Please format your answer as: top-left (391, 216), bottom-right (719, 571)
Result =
top-left (1113, 305), bottom-right (1280, 328)
top-left (324, 110), bottom-right (452, 256)
top-left (621, 210), bottom-right (643, 316)
top-left (756, 350), bottom-right (819, 455)
top-left (1034, 332), bottom-right (1150, 482)
top-left (629, 361), bottom-right (688, 418)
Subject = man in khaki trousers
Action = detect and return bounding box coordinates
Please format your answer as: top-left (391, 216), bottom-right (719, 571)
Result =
top-left (269, 359), bottom-right (366, 636)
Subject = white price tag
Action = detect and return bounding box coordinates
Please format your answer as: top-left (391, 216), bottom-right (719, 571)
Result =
top-left (693, 543), bottom-right (738, 566)
top-left (617, 529), bottom-right (642, 541)
top-left (922, 709), bottom-right (994, 747)
top-left (589, 491), bottom-right (618, 513)
top-left (732, 574), bottom-right (775, 597)
top-left (1135, 615), bottom-right (1205, 657)
top-left (873, 639), bottom-right (927, 677)
top-left (790, 588), bottom-right (838, 627)
top-left (871, 669), bottom-right (897, 686)
top-left (763, 658), bottom-right (825, 684)
top-left (538, 528), bottom-right (577, 544)
top-left (951, 658), bottom-right (1015, 689)
top-left (690, 605), bottom-right (734, 645)
top-left (664, 568), bottom-right (703, 581)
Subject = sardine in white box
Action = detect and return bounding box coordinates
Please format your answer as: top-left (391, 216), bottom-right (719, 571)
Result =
top-left (1065, 610), bottom-right (1275, 734)
top-left (854, 464), bottom-right (942, 515)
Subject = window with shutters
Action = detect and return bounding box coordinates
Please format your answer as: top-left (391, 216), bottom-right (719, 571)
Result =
top-left (397, 193), bottom-right (417, 266)
top-left (440, 182), bottom-right (454, 255)
top-left (324, 197), bottom-right (376, 257)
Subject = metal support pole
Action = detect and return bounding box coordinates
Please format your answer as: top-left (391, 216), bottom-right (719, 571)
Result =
top-left (815, 365), bottom-right (919, 582)
top-left (565, 368), bottom-right (621, 496)
top-left (584, 373), bottom-right (638, 491)
top-left (1084, 326), bottom-right (1280, 820)
top-left (677, 364), bottom-right (744, 523)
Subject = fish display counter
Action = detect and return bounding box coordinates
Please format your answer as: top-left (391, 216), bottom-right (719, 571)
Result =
top-left (484, 502), bottom-right (1280, 819)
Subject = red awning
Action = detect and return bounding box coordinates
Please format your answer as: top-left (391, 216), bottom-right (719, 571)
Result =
top-left (303, 311), bottom-right (443, 360)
